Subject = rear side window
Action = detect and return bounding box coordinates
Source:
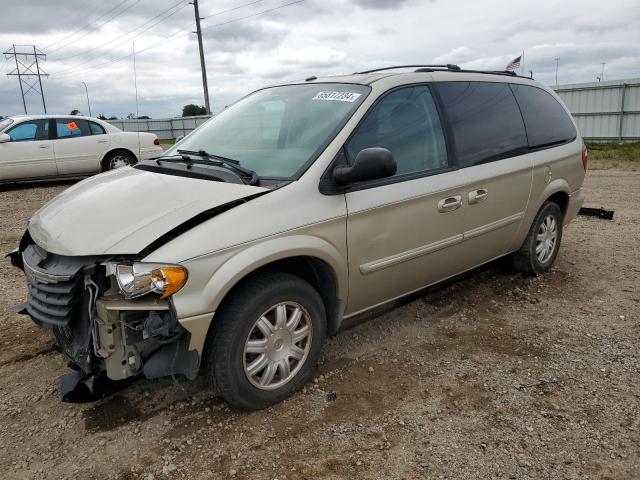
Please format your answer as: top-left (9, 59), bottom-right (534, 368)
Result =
top-left (56, 119), bottom-right (90, 139)
top-left (89, 121), bottom-right (106, 135)
top-left (346, 85), bottom-right (448, 176)
top-left (437, 81), bottom-right (528, 167)
top-left (510, 84), bottom-right (576, 147)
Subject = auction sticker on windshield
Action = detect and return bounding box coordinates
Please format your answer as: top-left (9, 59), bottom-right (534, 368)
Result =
top-left (312, 91), bottom-right (362, 102)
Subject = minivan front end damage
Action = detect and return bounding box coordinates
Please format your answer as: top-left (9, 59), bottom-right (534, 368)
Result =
top-left (11, 241), bottom-right (199, 401)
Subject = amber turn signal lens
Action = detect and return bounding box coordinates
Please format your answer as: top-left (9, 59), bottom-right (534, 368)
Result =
top-left (157, 266), bottom-right (188, 300)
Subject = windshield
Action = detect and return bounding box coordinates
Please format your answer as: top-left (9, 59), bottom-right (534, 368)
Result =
top-left (0, 118), bottom-right (14, 132)
top-left (165, 83), bottom-right (370, 178)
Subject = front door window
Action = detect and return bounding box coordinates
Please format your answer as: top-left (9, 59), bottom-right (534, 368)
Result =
top-left (7, 120), bottom-right (49, 142)
top-left (346, 85), bottom-right (448, 177)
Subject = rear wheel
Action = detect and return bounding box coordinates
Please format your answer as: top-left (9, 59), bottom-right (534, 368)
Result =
top-left (102, 150), bottom-right (136, 171)
top-left (511, 201), bottom-right (564, 275)
top-left (206, 272), bottom-right (326, 410)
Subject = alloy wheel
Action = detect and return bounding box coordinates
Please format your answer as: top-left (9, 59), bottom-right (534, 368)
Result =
top-left (243, 302), bottom-right (312, 391)
top-left (536, 214), bottom-right (558, 263)
top-left (109, 155), bottom-right (132, 169)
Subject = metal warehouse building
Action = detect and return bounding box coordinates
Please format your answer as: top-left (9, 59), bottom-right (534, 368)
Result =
top-left (553, 79), bottom-right (640, 142)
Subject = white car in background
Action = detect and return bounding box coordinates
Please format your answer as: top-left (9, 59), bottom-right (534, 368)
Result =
top-left (0, 115), bottom-right (163, 183)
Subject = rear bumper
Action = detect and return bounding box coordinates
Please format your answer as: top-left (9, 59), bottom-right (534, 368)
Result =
top-left (565, 188), bottom-right (585, 224)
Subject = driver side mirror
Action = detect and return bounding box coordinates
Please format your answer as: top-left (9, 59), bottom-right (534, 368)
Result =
top-left (333, 148), bottom-right (397, 185)
top-left (0, 133), bottom-right (10, 143)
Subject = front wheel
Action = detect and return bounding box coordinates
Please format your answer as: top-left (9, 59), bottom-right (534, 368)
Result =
top-left (511, 201), bottom-right (564, 275)
top-left (206, 272), bottom-right (326, 410)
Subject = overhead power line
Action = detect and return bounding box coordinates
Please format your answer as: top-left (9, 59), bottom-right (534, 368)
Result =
top-left (201, 0), bottom-right (267, 19)
top-left (52, 0), bottom-right (190, 63)
top-left (200, 0), bottom-right (305, 34)
top-left (52, 0), bottom-right (305, 79)
top-left (47, 0), bottom-right (143, 55)
top-left (42, 0), bottom-right (131, 50)
top-left (52, 0), bottom-right (270, 76)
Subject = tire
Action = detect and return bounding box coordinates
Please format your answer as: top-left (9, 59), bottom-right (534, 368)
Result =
top-left (511, 201), bottom-right (564, 275)
top-left (102, 150), bottom-right (136, 171)
top-left (205, 271), bottom-right (326, 410)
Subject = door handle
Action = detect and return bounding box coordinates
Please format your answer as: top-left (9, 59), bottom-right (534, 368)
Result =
top-left (468, 188), bottom-right (489, 204)
top-left (39, 145), bottom-right (50, 149)
top-left (437, 195), bottom-right (462, 213)
top-left (97, 140), bottom-right (108, 144)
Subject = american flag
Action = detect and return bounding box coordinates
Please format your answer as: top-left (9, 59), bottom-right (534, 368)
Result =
top-left (506, 55), bottom-right (522, 71)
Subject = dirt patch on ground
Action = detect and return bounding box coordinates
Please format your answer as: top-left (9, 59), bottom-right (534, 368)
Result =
top-left (0, 169), bottom-right (638, 479)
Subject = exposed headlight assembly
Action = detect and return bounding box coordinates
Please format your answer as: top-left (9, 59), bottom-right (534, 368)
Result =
top-left (108, 263), bottom-right (188, 300)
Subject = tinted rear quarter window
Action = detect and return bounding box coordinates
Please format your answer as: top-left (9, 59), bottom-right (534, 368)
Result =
top-left (510, 84), bottom-right (576, 147)
top-left (436, 81), bottom-right (528, 167)
top-left (89, 121), bottom-right (106, 135)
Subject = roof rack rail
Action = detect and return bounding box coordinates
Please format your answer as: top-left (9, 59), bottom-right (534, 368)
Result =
top-left (354, 64), bottom-right (461, 74)
top-left (354, 64), bottom-right (532, 79)
top-left (443, 68), bottom-right (525, 78)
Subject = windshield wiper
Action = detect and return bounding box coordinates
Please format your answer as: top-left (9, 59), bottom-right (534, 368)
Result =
top-left (177, 149), bottom-right (260, 186)
top-left (152, 154), bottom-right (188, 162)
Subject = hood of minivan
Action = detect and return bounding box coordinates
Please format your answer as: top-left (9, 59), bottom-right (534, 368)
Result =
top-left (28, 167), bottom-right (267, 256)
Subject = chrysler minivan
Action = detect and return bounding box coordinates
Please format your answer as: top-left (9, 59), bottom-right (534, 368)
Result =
top-left (10, 65), bottom-right (586, 409)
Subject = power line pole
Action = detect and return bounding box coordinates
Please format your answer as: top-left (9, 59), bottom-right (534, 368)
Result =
top-left (191, 0), bottom-right (211, 114)
top-left (554, 57), bottom-right (560, 86)
top-left (3, 44), bottom-right (49, 114)
top-left (82, 81), bottom-right (92, 117)
top-left (133, 42), bottom-right (139, 118)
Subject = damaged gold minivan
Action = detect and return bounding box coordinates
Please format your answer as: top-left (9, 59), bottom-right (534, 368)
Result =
top-left (10, 65), bottom-right (586, 409)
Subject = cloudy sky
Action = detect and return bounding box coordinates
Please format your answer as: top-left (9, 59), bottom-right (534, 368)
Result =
top-left (1, 0), bottom-right (638, 118)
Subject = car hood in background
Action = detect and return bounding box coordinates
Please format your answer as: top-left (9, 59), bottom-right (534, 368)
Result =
top-left (28, 167), bottom-right (268, 256)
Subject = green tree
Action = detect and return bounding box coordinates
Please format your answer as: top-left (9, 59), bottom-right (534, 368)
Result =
top-left (182, 104), bottom-right (207, 117)
top-left (137, 115), bottom-right (151, 119)
top-left (97, 114), bottom-right (108, 120)
top-left (108, 116), bottom-right (118, 120)
top-left (69, 109), bottom-right (80, 115)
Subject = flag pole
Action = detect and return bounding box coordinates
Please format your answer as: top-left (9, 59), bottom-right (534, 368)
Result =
top-left (521, 50), bottom-right (525, 76)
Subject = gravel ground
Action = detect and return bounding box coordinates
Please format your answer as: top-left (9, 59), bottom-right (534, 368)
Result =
top-left (0, 166), bottom-right (638, 480)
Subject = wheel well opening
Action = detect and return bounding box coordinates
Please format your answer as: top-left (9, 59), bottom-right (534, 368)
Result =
top-left (102, 148), bottom-right (137, 171)
top-left (546, 191), bottom-right (569, 216)
top-left (219, 256), bottom-right (342, 336)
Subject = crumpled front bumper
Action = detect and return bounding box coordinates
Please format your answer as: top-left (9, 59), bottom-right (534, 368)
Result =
top-left (12, 241), bottom-right (200, 400)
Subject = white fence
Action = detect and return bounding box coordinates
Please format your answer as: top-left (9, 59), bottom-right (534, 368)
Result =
top-left (107, 115), bottom-right (212, 140)
top-left (553, 79), bottom-right (640, 142)
top-left (106, 79), bottom-right (640, 143)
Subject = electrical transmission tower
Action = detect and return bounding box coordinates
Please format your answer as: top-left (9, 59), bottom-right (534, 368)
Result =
top-left (3, 45), bottom-right (49, 114)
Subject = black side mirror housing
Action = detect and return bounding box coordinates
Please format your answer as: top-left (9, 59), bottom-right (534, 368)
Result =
top-left (332, 148), bottom-right (396, 185)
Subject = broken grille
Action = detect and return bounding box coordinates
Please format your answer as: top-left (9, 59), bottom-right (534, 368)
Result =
top-left (22, 244), bottom-right (94, 371)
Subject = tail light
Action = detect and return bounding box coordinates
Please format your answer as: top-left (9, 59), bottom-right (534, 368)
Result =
top-left (581, 144), bottom-right (588, 171)
top-left (153, 138), bottom-right (160, 146)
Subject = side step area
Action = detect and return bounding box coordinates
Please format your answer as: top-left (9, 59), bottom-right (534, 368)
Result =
top-left (59, 371), bottom-right (139, 403)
